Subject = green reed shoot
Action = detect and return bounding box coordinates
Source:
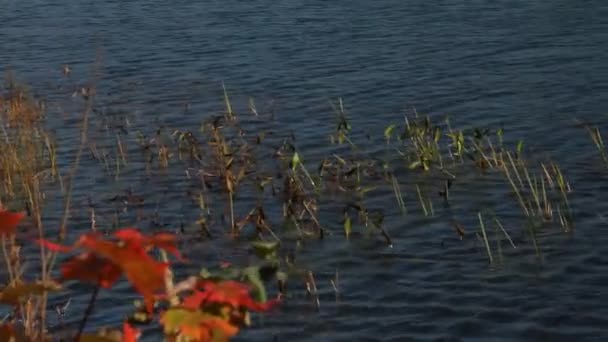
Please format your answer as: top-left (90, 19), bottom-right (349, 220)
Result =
top-left (493, 215), bottom-right (517, 249)
top-left (415, 184), bottom-right (430, 217)
top-left (478, 212), bottom-right (493, 264)
top-left (586, 125), bottom-right (608, 167)
top-left (222, 82), bottom-right (234, 121)
top-left (292, 151), bottom-right (316, 188)
top-left (502, 152), bottom-right (530, 216)
top-left (390, 173), bottom-right (406, 215)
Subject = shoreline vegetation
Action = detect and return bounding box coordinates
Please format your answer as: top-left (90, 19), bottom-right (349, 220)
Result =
top-left (0, 70), bottom-right (603, 341)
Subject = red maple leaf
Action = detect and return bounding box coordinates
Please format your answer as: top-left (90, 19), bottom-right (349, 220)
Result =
top-left (60, 252), bottom-right (122, 289)
top-left (38, 229), bottom-right (172, 313)
top-left (0, 210), bottom-right (25, 236)
top-left (114, 228), bottom-right (184, 261)
top-left (123, 321), bottom-right (140, 342)
top-left (181, 289), bottom-right (208, 310)
top-left (195, 280), bottom-right (279, 312)
top-left (77, 233), bottom-right (168, 313)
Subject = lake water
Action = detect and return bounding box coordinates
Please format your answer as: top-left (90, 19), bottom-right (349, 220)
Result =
top-left (2, 0), bottom-right (608, 341)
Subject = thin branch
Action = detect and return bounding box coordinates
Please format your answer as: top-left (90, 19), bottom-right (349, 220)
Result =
top-left (74, 284), bottom-right (100, 341)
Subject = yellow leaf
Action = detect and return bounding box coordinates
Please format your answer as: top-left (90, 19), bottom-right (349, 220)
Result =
top-left (0, 281), bottom-right (61, 306)
top-left (161, 308), bottom-right (238, 342)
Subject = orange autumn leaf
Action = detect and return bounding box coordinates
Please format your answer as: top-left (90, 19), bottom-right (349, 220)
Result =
top-left (196, 281), bottom-right (249, 309)
top-left (114, 228), bottom-right (184, 261)
top-left (78, 234), bottom-right (168, 313)
top-left (60, 252), bottom-right (122, 289)
top-left (113, 228), bottom-right (147, 245)
top-left (161, 308), bottom-right (239, 342)
top-left (195, 280), bottom-right (279, 312)
top-left (36, 238), bottom-right (120, 288)
top-left (123, 321), bottom-right (140, 342)
top-left (38, 229), bottom-right (178, 314)
top-left (0, 210), bottom-right (25, 236)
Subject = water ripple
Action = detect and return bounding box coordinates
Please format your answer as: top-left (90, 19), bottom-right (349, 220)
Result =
top-left (3, 0), bottom-right (608, 340)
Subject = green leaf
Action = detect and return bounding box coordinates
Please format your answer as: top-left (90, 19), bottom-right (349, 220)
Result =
top-left (358, 186), bottom-right (377, 195)
top-left (291, 152), bottom-right (301, 171)
top-left (516, 140), bottom-right (525, 155)
top-left (241, 267), bottom-right (267, 302)
top-left (251, 241), bottom-right (280, 260)
top-left (434, 127), bottom-right (442, 143)
top-left (344, 213), bottom-right (352, 239)
top-left (422, 160), bottom-right (430, 171)
top-left (384, 124), bottom-right (396, 140)
top-left (409, 160), bottom-right (421, 170)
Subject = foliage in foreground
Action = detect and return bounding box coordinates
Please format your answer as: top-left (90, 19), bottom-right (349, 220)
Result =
top-left (0, 209), bottom-right (279, 341)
